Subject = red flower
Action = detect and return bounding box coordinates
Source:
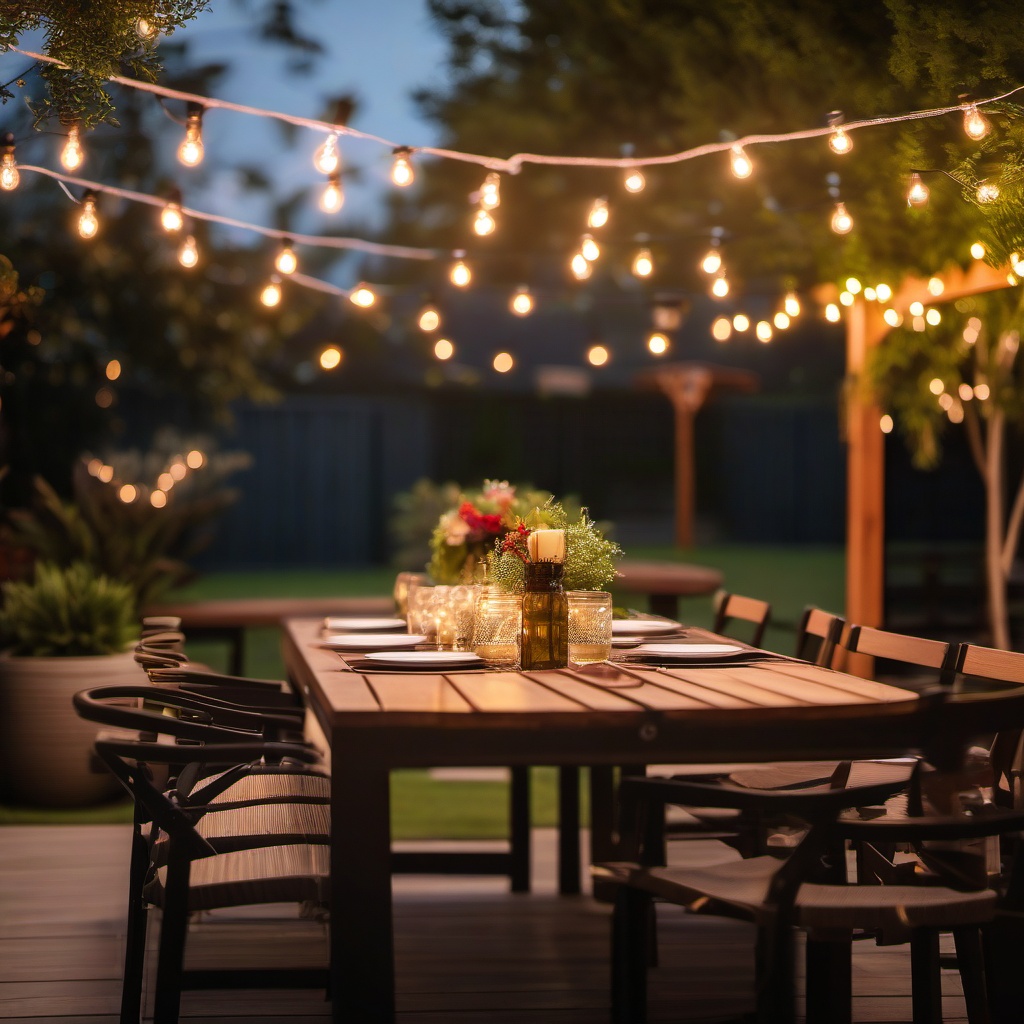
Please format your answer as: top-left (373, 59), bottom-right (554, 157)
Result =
top-left (459, 501), bottom-right (504, 536)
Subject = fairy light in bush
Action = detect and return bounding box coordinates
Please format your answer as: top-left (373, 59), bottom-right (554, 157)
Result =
top-left (647, 331), bottom-right (669, 354)
top-left (434, 337), bottom-right (454, 360)
top-left (150, 490), bottom-right (167, 508)
top-left (320, 173), bottom-right (344, 213)
top-left (587, 197), bottom-right (609, 228)
top-left (730, 144), bottom-right (753, 179)
top-left (449, 254), bottom-right (471, 287)
top-left (78, 190), bottom-right (99, 238)
top-left (926, 307), bottom-right (942, 326)
top-left (825, 303), bottom-right (841, 322)
top-left (587, 344), bottom-right (609, 366)
top-left (0, 133), bottom-right (18, 190)
top-left (827, 111), bottom-right (852, 155)
top-left (975, 383), bottom-right (990, 400)
top-left (623, 167), bottom-right (645, 193)
top-left (177, 104), bottom-right (205, 167)
top-left (632, 248), bottom-right (653, 278)
top-left (907, 172), bottom-right (930, 206)
top-left (418, 303), bottom-right (440, 331)
top-left (274, 239), bottom-right (298, 275)
top-left (784, 291), bottom-right (800, 317)
top-left (711, 317), bottom-right (732, 342)
top-left (755, 320), bottom-right (772, 342)
top-left (314, 133), bottom-right (340, 174)
top-left (60, 125), bottom-right (84, 171)
top-left (390, 147), bottom-right (414, 187)
top-left (510, 286), bottom-right (534, 316)
top-left (971, 241), bottom-right (986, 260)
top-left (732, 314), bottom-right (750, 332)
top-left (875, 283), bottom-right (893, 302)
top-left (845, 277), bottom-right (861, 295)
top-left (962, 101), bottom-right (990, 141)
top-left (883, 308), bottom-right (901, 327)
top-left (178, 234), bottom-right (198, 268)
top-left (260, 276), bottom-right (282, 307)
top-left (831, 201), bottom-right (853, 234)
top-left (700, 236), bottom-right (723, 275)
top-left (927, 276), bottom-right (945, 297)
top-left (710, 273), bottom-right (729, 298)
top-left (160, 191), bottom-right (183, 232)
top-left (976, 180), bottom-right (1000, 203)
top-left (136, 17), bottom-right (156, 39)
top-left (570, 252), bottom-right (592, 280)
top-left (349, 284), bottom-right (376, 308)
top-left (839, 290), bottom-right (854, 306)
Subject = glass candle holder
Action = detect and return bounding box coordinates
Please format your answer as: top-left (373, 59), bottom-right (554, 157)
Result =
top-left (520, 561), bottom-right (568, 670)
top-left (407, 584), bottom-right (437, 641)
top-left (393, 571), bottom-right (427, 619)
top-left (567, 590), bottom-right (613, 665)
top-left (449, 584), bottom-right (481, 651)
top-left (472, 590), bottom-right (522, 666)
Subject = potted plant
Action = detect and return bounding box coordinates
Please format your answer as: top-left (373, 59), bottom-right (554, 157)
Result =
top-left (0, 561), bottom-right (143, 807)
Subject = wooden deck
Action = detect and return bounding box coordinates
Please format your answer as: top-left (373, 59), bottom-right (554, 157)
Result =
top-left (0, 825), bottom-right (968, 1023)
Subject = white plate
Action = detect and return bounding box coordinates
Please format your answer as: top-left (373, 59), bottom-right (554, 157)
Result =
top-left (635, 643), bottom-right (745, 658)
top-left (611, 635), bottom-right (645, 647)
top-left (320, 634), bottom-right (427, 651)
top-left (363, 650), bottom-right (482, 667)
top-left (324, 617), bottom-right (406, 632)
top-left (611, 619), bottom-right (682, 636)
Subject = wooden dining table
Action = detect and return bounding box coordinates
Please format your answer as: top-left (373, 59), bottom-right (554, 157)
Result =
top-left (281, 617), bottom-right (930, 1024)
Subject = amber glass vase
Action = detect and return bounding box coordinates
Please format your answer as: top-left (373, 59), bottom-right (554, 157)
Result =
top-left (520, 561), bottom-right (569, 670)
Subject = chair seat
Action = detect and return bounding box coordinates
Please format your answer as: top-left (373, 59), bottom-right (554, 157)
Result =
top-left (145, 844), bottom-right (330, 912)
top-left (203, 770), bottom-right (331, 808)
top-left (595, 857), bottom-right (997, 932)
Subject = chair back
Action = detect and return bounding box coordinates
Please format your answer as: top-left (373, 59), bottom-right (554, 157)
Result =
top-left (794, 606), bottom-right (845, 667)
top-left (712, 590), bottom-right (771, 648)
top-left (843, 625), bottom-right (958, 688)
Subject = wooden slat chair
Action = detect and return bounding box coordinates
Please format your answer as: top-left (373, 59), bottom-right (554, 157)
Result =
top-left (712, 589), bottom-right (772, 648)
top-left (793, 605), bottom-right (845, 668)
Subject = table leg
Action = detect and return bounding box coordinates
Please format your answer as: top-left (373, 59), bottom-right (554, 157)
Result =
top-left (330, 757), bottom-right (394, 1023)
top-left (557, 766), bottom-right (581, 895)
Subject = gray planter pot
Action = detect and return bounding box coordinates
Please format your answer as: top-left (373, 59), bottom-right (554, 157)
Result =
top-left (0, 650), bottom-right (147, 807)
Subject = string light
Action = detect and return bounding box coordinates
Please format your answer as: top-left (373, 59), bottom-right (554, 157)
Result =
top-left (883, 308), bottom-right (902, 327)
top-left (177, 103), bottom-right (204, 167)
top-left (711, 317), bottom-right (732, 342)
top-left (830, 201), bottom-right (853, 234)
top-left (623, 168), bottom-right (645, 193)
top-left (0, 132), bottom-right (18, 191)
top-left (732, 314), bottom-right (750, 332)
top-left (418, 303), bottom-right (441, 331)
top-left (927, 276), bottom-right (945, 296)
top-left (580, 234), bottom-right (600, 262)
top-left (177, 234), bottom-right (198, 267)
top-left (711, 274), bottom-right (729, 298)
top-left (909, 300), bottom-right (924, 316)
top-left (647, 332), bottom-right (669, 354)
top-left (587, 197), bottom-right (609, 228)
top-left (875, 283), bottom-right (893, 302)
top-left (846, 277), bottom-right (862, 294)
top-left (756, 320), bottom-right (773, 342)
top-left (926, 308), bottom-right (942, 325)
top-left (390, 146), bottom-right (414, 187)
top-left (449, 256), bottom-right (471, 287)
top-left (510, 286), bottom-right (534, 316)
top-left (880, 414), bottom-right (894, 434)
top-left (977, 181), bottom-right (1000, 203)
top-left (314, 133), bottom-right (340, 174)
top-left (60, 124), bottom-right (84, 171)
top-left (839, 290), bottom-right (854, 306)
top-left (827, 111), bottom-right (852, 155)
top-left (906, 172), bottom-right (930, 206)
top-left (632, 248), bottom-right (653, 278)
top-left (77, 190), bottom-right (99, 238)
top-left (260, 276), bottom-right (282, 307)
top-left (784, 291), bottom-right (800, 317)
top-left (479, 172), bottom-right (501, 209)
top-left (730, 144), bottom-right (753, 179)
top-left (274, 238), bottom-right (298, 275)
top-left (971, 241), bottom-right (986, 260)
top-left (570, 252), bottom-right (592, 280)
top-left (349, 284), bottom-right (376, 307)
top-left (863, 287), bottom-right (877, 300)
top-left (434, 337), bottom-right (454, 360)
top-left (473, 207), bottom-right (496, 236)
top-left (320, 173), bottom-right (344, 213)
top-left (136, 17), bottom-right (156, 39)
top-left (493, 351), bottom-right (514, 373)
top-left (962, 102), bottom-right (990, 141)
top-left (320, 345), bottom-right (343, 370)
top-left (700, 245), bottom-right (722, 275)
top-left (160, 191), bottom-right (183, 232)
top-left (587, 344), bottom-right (609, 366)
top-left (825, 303), bottom-right (841, 322)
top-left (773, 311), bottom-right (790, 330)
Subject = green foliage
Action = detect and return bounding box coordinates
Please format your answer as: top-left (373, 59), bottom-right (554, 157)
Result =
top-left (0, 561), bottom-right (137, 657)
top-left (390, 478), bottom-right (464, 572)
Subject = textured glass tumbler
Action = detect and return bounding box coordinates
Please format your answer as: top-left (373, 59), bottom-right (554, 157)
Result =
top-left (567, 590), bottom-right (613, 665)
top-left (394, 571), bottom-right (427, 618)
top-left (471, 591), bottom-right (522, 666)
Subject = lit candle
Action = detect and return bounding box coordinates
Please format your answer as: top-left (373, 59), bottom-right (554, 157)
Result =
top-left (528, 529), bottom-right (565, 563)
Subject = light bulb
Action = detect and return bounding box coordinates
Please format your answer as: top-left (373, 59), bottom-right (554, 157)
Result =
top-left (756, 320), bottom-right (773, 342)
top-left (418, 305), bottom-right (440, 331)
top-left (480, 172), bottom-right (501, 209)
top-left (711, 274), bottom-right (730, 298)
top-left (784, 291), bottom-right (800, 317)
top-left (774, 311), bottom-right (791, 330)
top-left (587, 197), bottom-right (609, 228)
top-left (0, 134), bottom-right (18, 191)
top-left (160, 201), bottom-right (183, 233)
top-left (906, 173), bottom-right (930, 206)
top-left (587, 344), bottom-right (609, 367)
top-left (977, 181), bottom-right (1000, 203)
top-left (178, 235), bottom-right (198, 268)
top-left (434, 338), bottom-right (454, 360)
top-left (320, 174), bottom-right (344, 213)
top-left (623, 168), bottom-right (645, 193)
top-left (260, 277), bottom-right (282, 307)
top-left (711, 318), bottom-right (731, 342)
top-left (880, 414), bottom-right (894, 434)
top-left (828, 126), bottom-right (852, 155)
top-left (274, 240), bottom-right (298, 275)
top-left (831, 201), bottom-right (853, 234)
top-left (136, 17), bottom-right (156, 39)
top-left (580, 234), bottom-right (600, 262)
top-left (349, 285), bottom-right (376, 308)
top-left (647, 332), bottom-right (669, 354)
top-left (177, 106), bottom-right (204, 167)
top-left (449, 258), bottom-right (471, 287)
top-left (730, 144), bottom-right (753, 179)
top-left (732, 314), bottom-right (750, 331)
top-left (825, 303), bottom-right (841, 322)
top-left (970, 241), bottom-right (986, 260)
top-left (846, 277), bottom-right (862, 294)
top-left (632, 248), bottom-right (653, 277)
top-left (314, 133), bottom-right (340, 174)
top-left (570, 252), bottom-right (592, 280)
top-left (875, 283), bottom-right (892, 302)
top-left (77, 192), bottom-right (99, 238)
top-left (473, 207), bottom-right (495, 236)
top-left (391, 147), bottom-right (414, 187)
top-left (963, 103), bottom-right (990, 141)
top-left (883, 308), bottom-right (902, 328)
top-left (60, 125), bottom-right (84, 171)
top-left (510, 287), bottom-right (534, 316)
top-left (700, 248), bottom-right (722, 275)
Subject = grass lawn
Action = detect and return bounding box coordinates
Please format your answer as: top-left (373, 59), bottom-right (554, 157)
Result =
top-left (0, 544), bottom-right (844, 835)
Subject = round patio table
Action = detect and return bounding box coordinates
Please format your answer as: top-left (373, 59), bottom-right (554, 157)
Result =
top-left (614, 558), bottom-right (723, 618)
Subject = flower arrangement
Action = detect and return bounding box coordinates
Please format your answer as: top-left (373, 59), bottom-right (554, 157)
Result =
top-left (427, 479), bottom-right (553, 584)
top-left (490, 500), bottom-right (623, 594)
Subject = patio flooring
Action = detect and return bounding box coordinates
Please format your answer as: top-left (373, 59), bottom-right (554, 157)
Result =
top-left (0, 825), bottom-right (967, 1022)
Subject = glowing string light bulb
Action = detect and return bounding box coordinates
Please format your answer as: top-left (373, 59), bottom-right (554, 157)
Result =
top-left (963, 102), bottom-right (990, 141)
top-left (136, 17), bottom-right (156, 39)
top-left (314, 133), bottom-right (340, 174)
top-left (418, 304), bottom-right (441, 331)
top-left (906, 172), bottom-right (930, 206)
top-left (473, 207), bottom-right (496, 236)
top-left (784, 291), bottom-right (801, 317)
top-left (701, 244), bottom-right (722, 275)
top-left (970, 241), bottom-right (986, 260)
top-left (730, 144), bottom-right (753, 179)
top-left (177, 104), bottom-right (204, 167)
top-left (178, 234), bottom-right (198, 268)
top-left (632, 248), bottom-right (653, 278)
top-left (570, 252), bottom-right (592, 280)
top-left (77, 190), bottom-right (99, 239)
top-left (830, 201), bottom-right (853, 234)
top-left (510, 286), bottom-right (534, 316)
top-left (827, 111), bottom-right (852, 155)
top-left (479, 172), bottom-right (501, 209)
top-left (0, 132), bottom-right (18, 191)
top-left (320, 173), bottom-right (344, 213)
top-left (587, 197), bottom-right (609, 228)
top-left (160, 192), bottom-right (183, 233)
top-left (580, 234), bottom-right (600, 262)
top-left (449, 255), bottom-right (471, 288)
top-left (349, 284), bottom-right (376, 308)
top-left (623, 167), bottom-right (645, 193)
top-left (647, 332), bottom-right (669, 354)
top-left (976, 181), bottom-right (1000, 204)
top-left (60, 125), bottom-right (84, 171)
top-left (756, 320), bottom-right (773, 342)
top-left (391, 147), bottom-right (414, 187)
top-left (274, 239), bottom-right (298, 275)
top-left (711, 274), bottom-right (730, 298)
top-left (260, 276), bottom-right (282, 307)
